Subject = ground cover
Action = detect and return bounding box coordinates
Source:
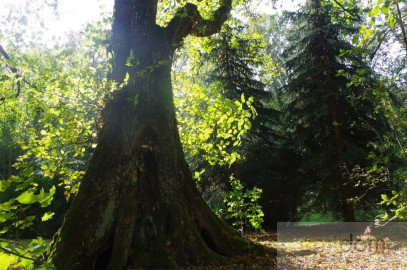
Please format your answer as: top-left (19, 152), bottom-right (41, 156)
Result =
top-left (2, 225), bottom-right (407, 269)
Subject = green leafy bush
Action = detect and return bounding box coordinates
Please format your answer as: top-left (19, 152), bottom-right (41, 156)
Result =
top-left (221, 176), bottom-right (264, 233)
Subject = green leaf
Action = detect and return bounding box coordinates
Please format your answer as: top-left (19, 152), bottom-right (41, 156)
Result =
top-left (244, 121), bottom-right (252, 130)
top-left (39, 186), bottom-right (56, 207)
top-left (28, 239), bottom-right (49, 257)
top-left (369, 6), bottom-right (381, 17)
top-left (389, 14), bottom-right (395, 28)
top-left (0, 213), bottom-right (14, 223)
top-left (16, 189), bottom-right (40, 204)
top-left (381, 5), bottom-right (388, 15)
top-left (41, 212), bottom-right (55, 222)
top-left (15, 186), bottom-right (56, 207)
top-left (0, 180), bottom-right (11, 192)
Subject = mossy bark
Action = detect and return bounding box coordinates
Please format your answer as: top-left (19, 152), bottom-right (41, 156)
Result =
top-left (48, 0), bottom-right (264, 269)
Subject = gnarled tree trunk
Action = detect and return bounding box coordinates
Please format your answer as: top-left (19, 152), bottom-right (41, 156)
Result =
top-left (48, 0), bottom-right (263, 269)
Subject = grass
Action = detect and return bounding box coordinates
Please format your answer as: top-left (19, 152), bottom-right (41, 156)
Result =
top-left (299, 210), bottom-right (386, 223)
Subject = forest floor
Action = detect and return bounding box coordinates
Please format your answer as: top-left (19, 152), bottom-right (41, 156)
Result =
top-left (194, 223), bottom-right (407, 270)
top-left (193, 231), bottom-right (277, 269)
top-left (2, 224), bottom-right (407, 269)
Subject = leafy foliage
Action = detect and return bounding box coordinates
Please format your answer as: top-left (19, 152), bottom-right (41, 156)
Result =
top-left (220, 176), bottom-right (264, 233)
top-left (0, 10), bottom-right (113, 266)
top-left (0, 238), bottom-right (53, 269)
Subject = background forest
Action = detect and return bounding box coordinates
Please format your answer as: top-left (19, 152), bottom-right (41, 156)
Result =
top-left (0, 0), bottom-right (407, 267)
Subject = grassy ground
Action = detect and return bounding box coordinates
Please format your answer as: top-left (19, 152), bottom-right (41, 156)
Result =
top-left (299, 211), bottom-right (385, 223)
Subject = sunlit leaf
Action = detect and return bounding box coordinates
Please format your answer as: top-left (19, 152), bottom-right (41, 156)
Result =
top-left (41, 211), bottom-right (55, 222)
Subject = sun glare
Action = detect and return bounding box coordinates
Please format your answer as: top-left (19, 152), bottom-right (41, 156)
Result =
top-left (0, 0), bottom-right (113, 44)
top-left (53, 0), bottom-right (113, 33)
top-left (0, 0), bottom-right (300, 46)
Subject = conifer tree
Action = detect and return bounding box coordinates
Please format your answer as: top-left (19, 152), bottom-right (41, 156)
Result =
top-left (284, 0), bottom-right (390, 221)
top-left (195, 24), bottom-right (299, 226)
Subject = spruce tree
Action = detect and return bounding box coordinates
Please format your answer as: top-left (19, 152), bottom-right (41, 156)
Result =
top-left (284, 0), bottom-right (390, 221)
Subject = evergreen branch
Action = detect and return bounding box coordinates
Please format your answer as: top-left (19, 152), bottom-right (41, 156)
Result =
top-left (331, 0), bottom-right (360, 19)
top-left (166, 0), bottom-right (232, 46)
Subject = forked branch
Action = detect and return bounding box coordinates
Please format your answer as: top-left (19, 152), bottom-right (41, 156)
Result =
top-left (166, 0), bottom-right (232, 46)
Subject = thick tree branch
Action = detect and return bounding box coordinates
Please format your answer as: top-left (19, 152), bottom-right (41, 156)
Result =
top-left (166, 0), bottom-right (232, 46)
top-left (0, 43), bottom-right (21, 100)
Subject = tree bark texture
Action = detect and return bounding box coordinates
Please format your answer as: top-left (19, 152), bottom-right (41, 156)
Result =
top-left (49, 0), bottom-right (263, 269)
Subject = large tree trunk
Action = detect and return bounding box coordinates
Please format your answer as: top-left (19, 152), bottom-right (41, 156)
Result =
top-left (48, 1), bottom-right (263, 269)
